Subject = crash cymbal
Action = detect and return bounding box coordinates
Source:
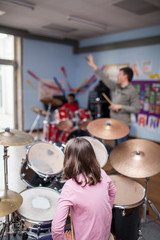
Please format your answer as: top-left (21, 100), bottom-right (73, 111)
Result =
top-left (87, 118), bottom-right (129, 140)
top-left (40, 97), bottom-right (63, 106)
top-left (109, 139), bottom-right (160, 178)
top-left (0, 189), bottom-right (23, 217)
top-left (0, 128), bottom-right (34, 146)
top-left (31, 107), bottom-right (49, 117)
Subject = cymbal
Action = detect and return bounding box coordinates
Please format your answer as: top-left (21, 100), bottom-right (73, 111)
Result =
top-left (31, 107), bottom-right (49, 117)
top-left (91, 100), bottom-right (106, 105)
top-left (87, 118), bottom-right (129, 140)
top-left (57, 120), bottom-right (73, 131)
top-left (0, 128), bottom-right (34, 146)
top-left (0, 189), bottom-right (23, 217)
top-left (109, 139), bottom-right (160, 178)
top-left (40, 97), bottom-right (63, 106)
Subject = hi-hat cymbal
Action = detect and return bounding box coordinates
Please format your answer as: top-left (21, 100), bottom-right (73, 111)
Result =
top-left (87, 118), bottom-right (129, 140)
top-left (0, 189), bottom-right (23, 217)
top-left (0, 128), bottom-right (34, 146)
top-left (40, 97), bottom-right (63, 106)
top-left (31, 107), bottom-right (49, 117)
top-left (109, 139), bottom-right (160, 178)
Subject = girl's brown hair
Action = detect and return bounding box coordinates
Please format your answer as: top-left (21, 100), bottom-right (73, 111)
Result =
top-left (63, 137), bottom-right (101, 186)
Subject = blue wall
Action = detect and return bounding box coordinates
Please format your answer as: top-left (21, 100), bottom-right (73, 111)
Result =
top-left (23, 25), bottom-right (160, 142)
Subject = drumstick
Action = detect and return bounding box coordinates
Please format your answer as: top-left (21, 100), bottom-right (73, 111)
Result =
top-left (70, 214), bottom-right (74, 240)
top-left (102, 92), bottom-right (112, 105)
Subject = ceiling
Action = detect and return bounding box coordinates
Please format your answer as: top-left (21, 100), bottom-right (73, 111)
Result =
top-left (0, 0), bottom-right (160, 41)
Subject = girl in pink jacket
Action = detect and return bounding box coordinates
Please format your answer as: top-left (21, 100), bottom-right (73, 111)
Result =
top-left (52, 137), bottom-right (116, 240)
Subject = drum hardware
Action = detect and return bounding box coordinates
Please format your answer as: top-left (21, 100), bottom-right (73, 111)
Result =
top-left (109, 139), bottom-right (160, 236)
top-left (140, 177), bottom-right (160, 224)
top-left (91, 98), bottom-right (106, 118)
top-left (74, 109), bottom-right (92, 129)
top-left (54, 108), bottom-right (73, 131)
top-left (0, 128), bottom-right (33, 240)
top-left (87, 118), bottom-right (129, 140)
top-left (30, 107), bottom-right (50, 141)
top-left (20, 142), bottom-right (64, 188)
top-left (110, 175), bottom-right (145, 240)
top-left (12, 187), bottom-right (60, 239)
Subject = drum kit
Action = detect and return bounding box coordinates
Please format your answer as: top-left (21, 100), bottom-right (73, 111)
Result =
top-left (0, 116), bottom-right (160, 240)
top-left (87, 118), bottom-right (160, 240)
top-left (0, 128), bottom-right (34, 240)
top-left (40, 96), bottom-right (93, 143)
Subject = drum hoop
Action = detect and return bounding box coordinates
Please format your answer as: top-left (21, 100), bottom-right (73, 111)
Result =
top-left (16, 212), bottom-right (52, 225)
top-left (113, 197), bottom-right (144, 209)
top-left (17, 187), bottom-right (60, 222)
top-left (26, 142), bottom-right (64, 176)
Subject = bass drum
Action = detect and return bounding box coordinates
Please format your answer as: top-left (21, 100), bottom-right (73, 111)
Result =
top-left (59, 128), bottom-right (91, 144)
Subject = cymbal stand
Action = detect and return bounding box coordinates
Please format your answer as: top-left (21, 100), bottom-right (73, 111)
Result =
top-left (95, 98), bottom-right (102, 118)
top-left (141, 177), bottom-right (160, 224)
top-left (1, 145), bottom-right (11, 240)
top-left (29, 114), bottom-right (41, 141)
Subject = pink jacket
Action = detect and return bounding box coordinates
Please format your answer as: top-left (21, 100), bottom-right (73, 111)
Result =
top-left (52, 169), bottom-right (116, 240)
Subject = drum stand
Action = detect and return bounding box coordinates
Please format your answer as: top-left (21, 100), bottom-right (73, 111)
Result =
top-left (1, 146), bottom-right (11, 240)
top-left (141, 177), bottom-right (160, 223)
top-left (29, 113), bottom-right (41, 141)
top-left (138, 177), bottom-right (160, 239)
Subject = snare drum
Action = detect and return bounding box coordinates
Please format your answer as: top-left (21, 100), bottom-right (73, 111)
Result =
top-left (110, 175), bottom-right (145, 240)
top-left (43, 121), bottom-right (59, 142)
top-left (21, 142), bottom-right (64, 187)
top-left (54, 108), bottom-right (73, 130)
top-left (81, 136), bottom-right (108, 168)
top-left (15, 187), bottom-right (60, 238)
top-left (75, 109), bottom-right (92, 128)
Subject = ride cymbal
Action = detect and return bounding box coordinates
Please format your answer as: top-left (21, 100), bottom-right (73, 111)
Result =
top-left (87, 118), bottom-right (129, 140)
top-left (0, 128), bottom-right (34, 146)
top-left (0, 189), bottom-right (23, 217)
top-left (40, 97), bottom-right (63, 106)
top-left (109, 139), bottom-right (160, 178)
top-left (31, 107), bottom-right (49, 117)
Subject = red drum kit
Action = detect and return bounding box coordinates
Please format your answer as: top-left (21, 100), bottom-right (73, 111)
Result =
top-left (42, 106), bottom-right (92, 143)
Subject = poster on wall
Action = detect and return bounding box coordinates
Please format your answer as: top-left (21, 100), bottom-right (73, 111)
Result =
top-left (104, 64), bottom-right (129, 82)
top-left (38, 79), bottom-right (64, 99)
top-left (130, 80), bottom-right (160, 143)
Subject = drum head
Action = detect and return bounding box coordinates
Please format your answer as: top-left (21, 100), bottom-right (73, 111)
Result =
top-left (17, 187), bottom-right (60, 222)
top-left (110, 175), bottom-right (145, 208)
top-left (27, 142), bottom-right (64, 176)
top-left (81, 136), bottom-right (108, 168)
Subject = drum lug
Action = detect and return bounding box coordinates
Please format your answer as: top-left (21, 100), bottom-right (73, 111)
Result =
top-left (122, 209), bottom-right (126, 216)
top-left (21, 173), bottom-right (26, 178)
top-left (21, 158), bottom-right (26, 164)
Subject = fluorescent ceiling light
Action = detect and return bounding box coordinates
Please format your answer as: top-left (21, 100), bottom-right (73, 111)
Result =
top-left (2, 0), bottom-right (35, 10)
top-left (67, 15), bottom-right (107, 31)
top-left (0, 10), bottom-right (6, 16)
